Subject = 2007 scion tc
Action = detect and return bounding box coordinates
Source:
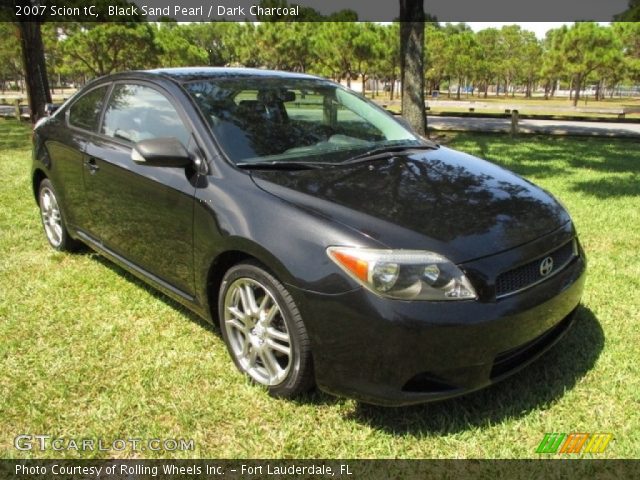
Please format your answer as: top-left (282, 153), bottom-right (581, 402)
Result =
top-left (32, 68), bottom-right (586, 406)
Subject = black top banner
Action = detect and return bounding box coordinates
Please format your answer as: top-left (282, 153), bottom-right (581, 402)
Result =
top-left (3, 0), bottom-right (637, 22)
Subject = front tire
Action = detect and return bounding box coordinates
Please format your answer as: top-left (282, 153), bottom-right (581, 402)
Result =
top-left (218, 261), bottom-right (314, 398)
top-left (38, 178), bottom-right (80, 252)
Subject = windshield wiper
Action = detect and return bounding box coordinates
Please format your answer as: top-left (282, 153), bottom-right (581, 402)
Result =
top-left (341, 143), bottom-right (439, 165)
top-left (235, 144), bottom-right (439, 170)
top-left (236, 161), bottom-right (326, 170)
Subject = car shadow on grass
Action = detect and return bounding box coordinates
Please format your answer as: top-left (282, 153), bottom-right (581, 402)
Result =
top-left (88, 253), bottom-right (219, 336)
top-left (346, 305), bottom-right (604, 435)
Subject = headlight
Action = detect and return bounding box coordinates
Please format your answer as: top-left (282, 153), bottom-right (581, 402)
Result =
top-left (327, 247), bottom-right (477, 301)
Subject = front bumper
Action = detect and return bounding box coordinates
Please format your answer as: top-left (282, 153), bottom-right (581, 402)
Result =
top-left (291, 252), bottom-right (586, 406)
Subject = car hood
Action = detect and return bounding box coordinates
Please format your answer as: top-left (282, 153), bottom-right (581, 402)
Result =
top-left (249, 146), bottom-right (571, 263)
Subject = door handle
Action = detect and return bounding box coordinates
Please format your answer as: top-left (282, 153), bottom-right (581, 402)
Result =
top-left (84, 158), bottom-right (100, 174)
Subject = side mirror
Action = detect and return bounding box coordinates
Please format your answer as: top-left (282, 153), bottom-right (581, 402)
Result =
top-left (131, 137), bottom-right (192, 167)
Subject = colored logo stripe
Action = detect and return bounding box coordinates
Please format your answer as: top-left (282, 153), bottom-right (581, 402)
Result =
top-left (583, 433), bottom-right (613, 454)
top-left (536, 433), bottom-right (566, 454)
top-left (560, 433), bottom-right (589, 453)
top-left (536, 433), bottom-right (613, 454)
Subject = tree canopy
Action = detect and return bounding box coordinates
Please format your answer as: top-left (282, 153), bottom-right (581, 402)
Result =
top-left (2, 21), bottom-right (639, 108)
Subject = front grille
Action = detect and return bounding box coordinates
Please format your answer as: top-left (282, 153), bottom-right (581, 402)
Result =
top-left (495, 240), bottom-right (576, 298)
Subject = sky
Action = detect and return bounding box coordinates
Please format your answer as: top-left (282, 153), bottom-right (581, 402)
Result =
top-left (466, 22), bottom-right (611, 39)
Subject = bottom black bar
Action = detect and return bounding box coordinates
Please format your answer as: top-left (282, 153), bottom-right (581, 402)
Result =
top-left (1, 459), bottom-right (639, 480)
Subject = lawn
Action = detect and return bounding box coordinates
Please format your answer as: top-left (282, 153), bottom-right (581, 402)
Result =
top-left (0, 119), bottom-right (638, 459)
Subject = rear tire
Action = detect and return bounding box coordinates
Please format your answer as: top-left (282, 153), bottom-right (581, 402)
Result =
top-left (38, 178), bottom-right (81, 252)
top-left (218, 261), bottom-right (314, 398)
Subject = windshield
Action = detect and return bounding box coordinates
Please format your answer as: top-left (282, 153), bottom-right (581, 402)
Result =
top-left (183, 76), bottom-right (426, 165)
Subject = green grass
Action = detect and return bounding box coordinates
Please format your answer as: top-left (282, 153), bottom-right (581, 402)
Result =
top-left (1, 119), bottom-right (638, 459)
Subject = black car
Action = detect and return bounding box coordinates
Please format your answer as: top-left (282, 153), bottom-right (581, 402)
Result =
top-left (32, 68), bottom-right (586, 406)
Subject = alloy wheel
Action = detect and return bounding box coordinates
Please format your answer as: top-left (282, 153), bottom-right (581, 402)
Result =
top-left (223, 278), bottom-right (293, 386)
top-left (39, 186), bottom-right (63, 248)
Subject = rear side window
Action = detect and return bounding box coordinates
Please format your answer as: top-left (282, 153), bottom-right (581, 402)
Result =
top-left (101, 84), bottom-right (190, 146)
top-left (68, 85), bottom-right (109, 131)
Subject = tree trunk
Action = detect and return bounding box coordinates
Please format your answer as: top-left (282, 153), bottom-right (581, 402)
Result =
top-left (496, 79), bottom-right (500, 96)
top-left (399, 0), bottom-right (426, 136)
top-left (17, 21), bottom-right (52, 124)
top-left (362, 74), bottom-right (366, 97)
top-left (573, 73), bottom-right (581, 107)
top-left (569, 78), bottom-right (573, 100)
top-left (390, 76), bottom-right (395, 101)
top-left (597, 79), bottom-right (604, 101)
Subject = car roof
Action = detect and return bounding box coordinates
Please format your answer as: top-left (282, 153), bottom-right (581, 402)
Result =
top-left (65, 67), bottom-right (329, 111)
top-left (141, 67), bottom-right (322, 83)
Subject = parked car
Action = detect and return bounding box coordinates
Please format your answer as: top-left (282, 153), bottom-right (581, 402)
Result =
top-left (32, 68), bottom-right (586, 406)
